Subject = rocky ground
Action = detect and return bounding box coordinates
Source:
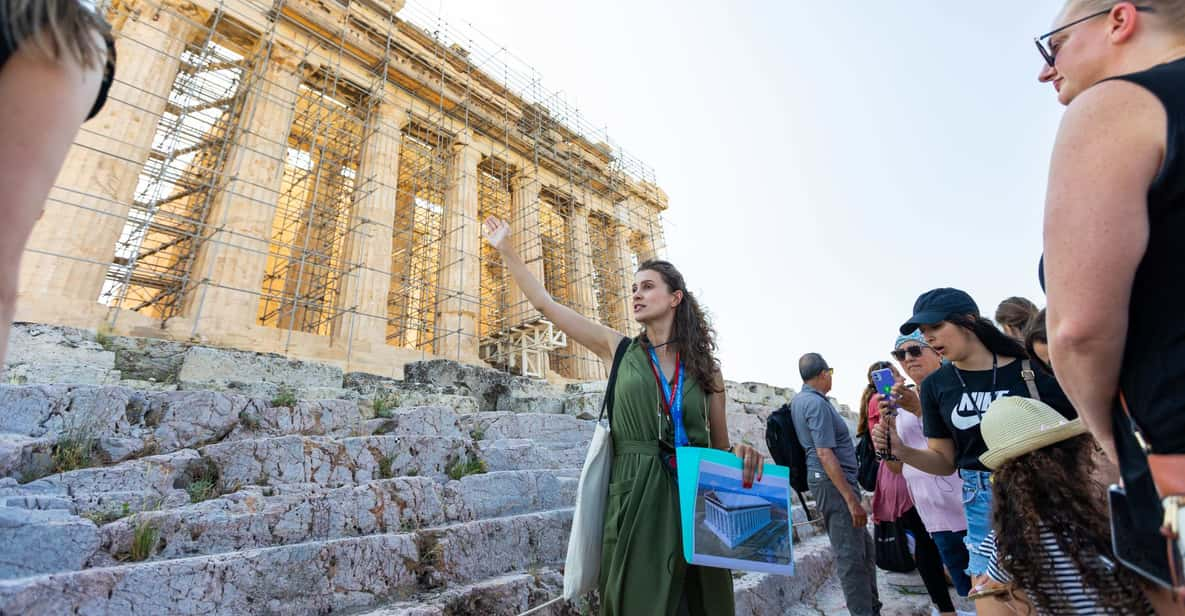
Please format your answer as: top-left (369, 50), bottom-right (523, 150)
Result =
top-left (0, 323), bottom-right (932, 615)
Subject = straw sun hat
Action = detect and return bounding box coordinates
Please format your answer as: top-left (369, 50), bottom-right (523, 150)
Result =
top-left (979, 396), bottom-right (1086, 470)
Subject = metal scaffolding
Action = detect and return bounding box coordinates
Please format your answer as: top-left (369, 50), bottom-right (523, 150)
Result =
top-left (26, 0), bottom-right (669, 381)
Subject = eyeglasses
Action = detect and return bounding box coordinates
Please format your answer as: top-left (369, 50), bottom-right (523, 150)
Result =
top-left (891, 345), bottom-right (928, 361)
top-left (1035, 5), bottom-right (1154, 67)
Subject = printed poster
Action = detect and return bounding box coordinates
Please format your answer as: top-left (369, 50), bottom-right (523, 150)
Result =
top-left (676, 447), bottom-right (794, 576)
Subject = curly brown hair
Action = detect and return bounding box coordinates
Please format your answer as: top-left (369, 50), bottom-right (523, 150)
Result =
top-left (992, 434), bottom-right (1148, 614)
top-left (635, 260), bottom-right (722, 393)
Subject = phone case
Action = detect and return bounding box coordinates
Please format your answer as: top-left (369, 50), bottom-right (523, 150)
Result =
top-left (870, 368), bottom-right (895, 398)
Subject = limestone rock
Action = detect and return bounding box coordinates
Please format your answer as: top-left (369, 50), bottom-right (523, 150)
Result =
top-left (442, 470), bottom-right (577, 522)
top-left (404, 360), bottom-right (561, 412)
top-left (418, 509), bottom-right (571, 588)
top-left (460, 413), bottom-right (592, 444)
top-left (725, 411), bottom-right (771, 458)
top-left (0, 506), bottom-right (99, 580)
top-left (3, 495), bottom-right (74, 512)
top-left (561, 392), bottom-right (602, 419)
top-left (0, 434), bottom-right (51, 479)
top-left (2, 324), bottom-right (119, 385)
top-left (726, 380), bottom-right (796, 409)
top-left (477, 439), bottom-right (585, 472)
top-left (345, 373), bottom-right (480, 414)
top-left (0, 533), bottom-right (420, 615)
top-left (368, 407), bottom-right (463, 439)
top-left (16, 449), bottom-right (199, 498)
top-left (200, 435), bottom-right (468, 489)
top-left (105, 335), bottom-right (190, 383)
top-left (177, 346), bottom-right (343, 396)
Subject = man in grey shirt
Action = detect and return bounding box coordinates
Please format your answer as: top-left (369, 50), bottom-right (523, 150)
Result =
top-left (791, 353), bottom-right (880, 616)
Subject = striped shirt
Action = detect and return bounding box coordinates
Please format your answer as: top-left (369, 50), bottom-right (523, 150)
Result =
top-left (984, 529), bottom-right (1153, 615)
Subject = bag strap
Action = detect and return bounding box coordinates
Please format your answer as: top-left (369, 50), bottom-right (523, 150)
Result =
top-left (1114, 391), bottom-right (1165, 532)
top-left (1020, 360), bottom-right (1041, 401)
top-left (598, 336), bottom-right (633, 425)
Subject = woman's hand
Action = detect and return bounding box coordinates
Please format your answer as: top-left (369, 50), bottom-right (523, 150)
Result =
top-left (482, 216), bottom-right (510, 252)
top-left (731, 442), bottom-right (765, 489)
top-left (871, 413), bottom-right (903, 458)
top-left (889, 383), bottom-right (921, 414)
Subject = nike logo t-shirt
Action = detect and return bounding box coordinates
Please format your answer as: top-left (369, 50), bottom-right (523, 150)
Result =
top-left (920, 358), bottom-right (1075, 471)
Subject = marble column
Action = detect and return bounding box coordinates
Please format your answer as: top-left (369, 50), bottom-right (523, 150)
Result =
top-left (609, 201), bottom-right (636, 332)
top-left (336, 94), bottom-right (402, 349)
top-left (184, 48), bottom-right (303, 335)
top-left (434, 130), bottom-right (481, 360)
top-left (18, 5), bottom-right (196, 320)
top-left (567, 203), bottom-right (604, 380)
top-left (507, 170), bottom-right (544, 326)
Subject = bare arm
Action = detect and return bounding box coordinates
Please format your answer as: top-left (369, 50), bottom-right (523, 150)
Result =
top-left (1044, 81), bottom-right (1163, 463)
top-left (898, 438), bottom-right (956, 476)
top-left (873, 412), bottom-right (958, 476)
top-left (707, 372), bottom-right (729, 450)
top-left (483, 217), bottom-right (623, 364)
top-left (706, 369), bottom-right (764, 486)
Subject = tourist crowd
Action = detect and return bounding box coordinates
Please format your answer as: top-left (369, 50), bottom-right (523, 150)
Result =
top-left (791, 2), bottom-right (1185, 613)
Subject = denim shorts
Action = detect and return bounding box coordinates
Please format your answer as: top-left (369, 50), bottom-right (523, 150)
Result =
top-left (960, 469), bottom-right (993, 576)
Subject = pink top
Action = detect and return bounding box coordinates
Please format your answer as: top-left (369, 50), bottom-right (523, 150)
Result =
top-left (895, 407), bottom-right (968, 533)
top-left (868, 396), bottom-right (914, 523)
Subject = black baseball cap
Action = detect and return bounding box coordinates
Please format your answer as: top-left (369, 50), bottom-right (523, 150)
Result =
top-left (899, 288), bottom-right (979, 334)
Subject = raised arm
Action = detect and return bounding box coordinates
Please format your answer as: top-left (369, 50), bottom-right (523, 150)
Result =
top-left (482, 216), bottom-right (624, 364)
top-left (1044, 80), bottom-right (1163, 463)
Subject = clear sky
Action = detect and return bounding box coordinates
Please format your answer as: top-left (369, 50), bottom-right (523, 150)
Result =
top-left (426, 0), bottom-right (1068, 409)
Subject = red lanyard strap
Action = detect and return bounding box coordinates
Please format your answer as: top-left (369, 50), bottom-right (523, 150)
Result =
top-left (647, 351), bottom-right (681, 415)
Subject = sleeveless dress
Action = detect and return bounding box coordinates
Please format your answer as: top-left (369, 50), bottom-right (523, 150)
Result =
top-left (598, 338), bottom-right (735, 616)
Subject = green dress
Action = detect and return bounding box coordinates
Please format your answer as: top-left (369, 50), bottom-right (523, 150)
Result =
top-left (598, 339), bottom-right (735, 616)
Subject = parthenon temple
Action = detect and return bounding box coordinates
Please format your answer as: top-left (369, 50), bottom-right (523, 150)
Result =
top-left (17, 0), bottom-right (668, 382)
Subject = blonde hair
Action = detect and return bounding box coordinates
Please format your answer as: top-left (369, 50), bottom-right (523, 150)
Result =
top-left (5, 0), bottom-right (110, 70)
top-left (1064, 0), bottom-right (1185, 31)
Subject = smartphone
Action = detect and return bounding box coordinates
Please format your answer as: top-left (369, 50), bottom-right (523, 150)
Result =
top-left (870, 368), bottom-right (899, 460)
top-left (1108, 485), bottom-right (1177, 589)
top-left (871, 368), bottom-right (896, 399)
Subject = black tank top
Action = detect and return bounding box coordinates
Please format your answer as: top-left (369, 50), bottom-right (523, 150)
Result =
top-left (1104, 57), bottom-right (1185, 454)
top-left (0, 3), bottom-right (115, 120)
top-left (1109, 56), bottom-right (1185, 452)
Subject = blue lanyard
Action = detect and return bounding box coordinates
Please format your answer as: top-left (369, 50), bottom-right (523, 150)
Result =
top-left (648, 346), bottom-right (688, 447)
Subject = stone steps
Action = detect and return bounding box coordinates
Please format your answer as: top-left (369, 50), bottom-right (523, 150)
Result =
top-left (0, 530), bottom-right (421, 615)
top-left (350, 570), bottom-right (572, 616)
top-left (0, 325), bottom-right (820, 614)
top-left (0, 509), bottom-right (574, 615)
top-left (89, 471), bottom-right (577, 566)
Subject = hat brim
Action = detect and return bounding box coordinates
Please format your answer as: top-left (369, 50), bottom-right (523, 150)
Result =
top-left (979, 418), bottom-right (1087, 470)
top-left (899, 310), bottom-right (949, 335)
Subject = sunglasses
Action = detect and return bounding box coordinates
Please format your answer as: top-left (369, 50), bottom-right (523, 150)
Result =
top-left (891, 345), bottom-right (928, 361)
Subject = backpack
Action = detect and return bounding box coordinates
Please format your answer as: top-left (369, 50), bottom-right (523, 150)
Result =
top-left (765, 403), bottom-right (812, 513)
top-left (855, 433), bottom-right (878, 493)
